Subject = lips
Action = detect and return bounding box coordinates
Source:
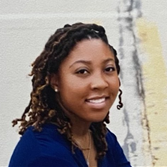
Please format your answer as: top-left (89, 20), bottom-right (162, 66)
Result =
top-left (85, 96), bottom-right (108, 109)
top-left (86, 97), bottom-right (106, 104)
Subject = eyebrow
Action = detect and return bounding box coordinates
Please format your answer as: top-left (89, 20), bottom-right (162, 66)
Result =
top-left (69, 58), bottom-right (115, 68)
top-left (103, 58), bottom-right (115, 64)
top-left (69, 60), bottom-right (91, 68)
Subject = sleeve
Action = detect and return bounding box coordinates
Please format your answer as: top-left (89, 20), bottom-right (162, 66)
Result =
top-left (9, 127), bottom-right (79, 167)
top-left (106, 130), bottom-right (132, 167)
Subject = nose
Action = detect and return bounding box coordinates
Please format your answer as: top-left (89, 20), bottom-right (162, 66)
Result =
top-left (91, 72), bottom-right (108, 90)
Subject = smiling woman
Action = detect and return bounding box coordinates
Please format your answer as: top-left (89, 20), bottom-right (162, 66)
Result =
top-left (9, 23), bottom-right (131, 167)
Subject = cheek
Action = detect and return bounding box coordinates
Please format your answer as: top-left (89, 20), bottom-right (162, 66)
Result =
top-left (59, 74), bottom-right (74, 89)
top-left (110, 78), bottom-right (120, 94)
top-left (58, 75), bottom-right (87, 100)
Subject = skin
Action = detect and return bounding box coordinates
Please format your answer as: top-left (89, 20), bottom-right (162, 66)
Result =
top-left (50, 39), bottom-right (119, 166)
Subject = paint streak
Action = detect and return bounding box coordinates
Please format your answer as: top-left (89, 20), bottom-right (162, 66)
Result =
top-left (117, 1), bottom-right (148, 166)
top-left (137, 18), bottom-right (167, 166)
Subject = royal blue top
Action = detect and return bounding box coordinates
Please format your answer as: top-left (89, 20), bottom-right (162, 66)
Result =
top-left (9, 123), bottom-right (131, 167)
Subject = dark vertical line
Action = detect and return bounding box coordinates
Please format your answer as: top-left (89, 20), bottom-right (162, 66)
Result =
top-left (117, 0), bottom-right (153, 165)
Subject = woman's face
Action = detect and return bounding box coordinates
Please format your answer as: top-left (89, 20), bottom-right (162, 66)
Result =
top-left (53, 39), bottom-right (119, 123)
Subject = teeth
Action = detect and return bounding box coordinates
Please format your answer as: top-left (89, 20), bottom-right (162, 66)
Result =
top-left (88, 98), bottom-right (105, 103)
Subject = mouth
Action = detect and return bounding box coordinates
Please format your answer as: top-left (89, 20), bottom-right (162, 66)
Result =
top-left (85, 96), bottom-right (109, 109)
top-left (86, 97), bottom-right (106, 104)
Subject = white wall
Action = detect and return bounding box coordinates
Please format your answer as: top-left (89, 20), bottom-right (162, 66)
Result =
top-left (1, 0), bottom-right (167, 166)
top-left (0, 1), bottom-right (120, 166)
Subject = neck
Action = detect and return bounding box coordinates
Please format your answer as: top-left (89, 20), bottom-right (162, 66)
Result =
top-left (70, 117), bottom-right (91, 137)
top-left (70, 118), bottom-right (91, 149)
top-left (72, 124), bottom-right (90, 137)
top-left (72, 127), bottom-right (92, 152)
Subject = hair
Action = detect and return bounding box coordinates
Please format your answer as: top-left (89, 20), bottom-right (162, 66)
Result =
top-left (12, 22), bottom-right (122, 159)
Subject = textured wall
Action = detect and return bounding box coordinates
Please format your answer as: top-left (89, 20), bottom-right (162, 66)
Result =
top-left (0, 0), bottom-right (167, 166)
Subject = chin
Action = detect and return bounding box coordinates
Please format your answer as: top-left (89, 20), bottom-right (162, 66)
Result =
top-left (88, 115), bottom-right (108, 123)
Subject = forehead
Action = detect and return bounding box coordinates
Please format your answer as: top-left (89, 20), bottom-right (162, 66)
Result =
top-left (66, 39), bottom-right (115, 62)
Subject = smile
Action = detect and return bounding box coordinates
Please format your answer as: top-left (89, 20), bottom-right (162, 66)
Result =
top-left (87, 98), bottom-right (106, 104)
top-left (85, 97), bottom-right (108, 109)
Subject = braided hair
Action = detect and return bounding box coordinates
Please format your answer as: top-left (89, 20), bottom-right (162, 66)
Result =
top-left (12, 22), bottom-right (121, 159)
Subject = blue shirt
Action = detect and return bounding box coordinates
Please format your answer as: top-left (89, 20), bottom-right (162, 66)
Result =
top-left (9, 124), bottom-right (131, 167)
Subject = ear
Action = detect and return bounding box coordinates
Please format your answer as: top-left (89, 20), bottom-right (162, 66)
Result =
top-left (50, 73), bottom-right (59, 90)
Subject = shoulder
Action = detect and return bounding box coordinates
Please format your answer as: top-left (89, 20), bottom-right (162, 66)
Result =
top-left (105, 129), bottom-right (122, 155)
top-left (106, 129), bottom-right (117, 143)
top-left (105, 129), bottom-right (120, 149)
top-left (25, 123), bottom-right (72, 156)
top-left (105, 129), bottom-right (132, 167)
top-left (9, 124), bottom-right (75, 167)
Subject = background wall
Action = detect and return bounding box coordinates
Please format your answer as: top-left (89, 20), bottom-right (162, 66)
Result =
top-left (0, 0), bottom-right (167, 166)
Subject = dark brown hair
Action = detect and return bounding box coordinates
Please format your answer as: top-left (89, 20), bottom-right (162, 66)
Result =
top-left (12, 22), bottom-right (122, 159)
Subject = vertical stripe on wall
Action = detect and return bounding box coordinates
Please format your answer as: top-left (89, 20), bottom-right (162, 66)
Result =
top-left (137, 18), bottom-right (167, 166)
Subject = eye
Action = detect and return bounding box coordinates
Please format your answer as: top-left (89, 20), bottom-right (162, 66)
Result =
top-left (105, 66), bottom-right (116, 72)
top-left (76, 69), bottom-right (89, 74)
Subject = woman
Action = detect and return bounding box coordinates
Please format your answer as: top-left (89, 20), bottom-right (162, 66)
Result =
top-left (9, 23), bottom-right (132, 167)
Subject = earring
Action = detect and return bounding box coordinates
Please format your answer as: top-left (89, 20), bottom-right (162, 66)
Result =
top-left (55, 88), bottom-right (58, 92)
top-left (117, 89), bottom-right (123, 110)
